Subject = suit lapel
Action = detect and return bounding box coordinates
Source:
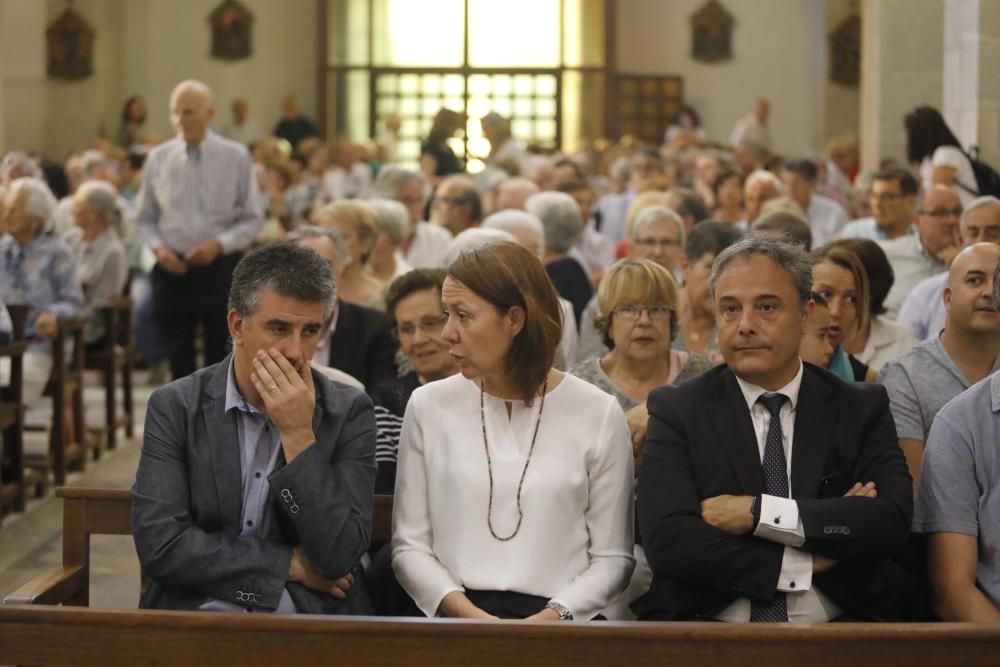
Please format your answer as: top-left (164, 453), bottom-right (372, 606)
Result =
top-left (790, 365), bottom-right (835, 499)
top-left (202, 359), bottom-right (243, 534)
top-left (709, 369), bottom-right (765, 495)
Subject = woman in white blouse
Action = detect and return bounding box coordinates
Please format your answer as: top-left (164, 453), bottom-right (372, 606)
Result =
top-left (391, 241), bottom-right (635, 620)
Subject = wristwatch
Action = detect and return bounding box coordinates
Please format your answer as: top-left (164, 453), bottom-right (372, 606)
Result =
top-left (545, 600), bottom-right (573, 620)
top-left (750, 494), bottom-right (763, 530)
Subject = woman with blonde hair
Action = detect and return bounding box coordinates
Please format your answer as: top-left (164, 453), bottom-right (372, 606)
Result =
top-left (316, 200), bottom-right (386, 309)
top-left (392, 241), bottom-right (635, 620)
top-left (811, 243), bottom-right (878, 382)
top-left (571, 258), bottom-right (711, 411)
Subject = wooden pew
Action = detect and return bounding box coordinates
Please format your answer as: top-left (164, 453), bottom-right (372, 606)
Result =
top-left (25, 316), bottom-right (90, 495)
top-left (83, 297), bottom-right (137, 453)
top-left (3, 487), bottom-right (394, 607)
top-left (0, 304), bottom-right (30, 519)
top-left (1, 606), bottom-right (1000, 667)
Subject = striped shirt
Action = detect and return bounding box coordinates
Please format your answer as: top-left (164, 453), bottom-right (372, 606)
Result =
top-left (0, 233), bottom-right (84, 347)
top-left (136, 131), bottom-right (263, 255)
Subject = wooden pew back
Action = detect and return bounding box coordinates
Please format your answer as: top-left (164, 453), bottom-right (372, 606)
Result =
top-left (1, 605), bottom-right (1000, 667)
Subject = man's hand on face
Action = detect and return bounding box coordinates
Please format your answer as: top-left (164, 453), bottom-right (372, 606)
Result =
top-left (700, 494), bottom-right (755, 535)
top-left (155, 246), bottom-right (188, 275)
top-left (185, 238), bottom-right (223, 267)
top-left (288, 547), bottom-right (354, 599)
top-left (34, 311), bottom-right (58, 339)
top-left (250, 348), bottom-right (316, 462)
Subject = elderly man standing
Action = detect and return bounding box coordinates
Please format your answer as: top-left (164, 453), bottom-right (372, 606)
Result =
top-left (0, 177), bottom-right (84, 405)
top-left (635, 235), bottom-right (912, 622)
top-left (132, 242), bottom-right (376, 614)
top-left (137, 80), bottom-right (263, 380)
top-left (879, 185), bottom-right (962, 319)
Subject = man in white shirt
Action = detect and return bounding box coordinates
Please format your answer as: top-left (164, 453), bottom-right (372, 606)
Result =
top-left (781, 159), bottom-right (848, 248)
top-left (879, 185), bottom-right (962, 319)
top-left (729, 98), bottom-right (772, 152)
top-left (635, 235), bottom-right (913, 622)
top-left (222, 97), bottom-right (265, 147)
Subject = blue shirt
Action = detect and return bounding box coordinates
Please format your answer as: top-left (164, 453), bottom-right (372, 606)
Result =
top-left (840, 217), bottom-right (916, 242)
top-left (136, 131), bottom-right (263, 255)
top-left (199, 361), bottom-right (297, 613)
top-left (0, 233), bottom-right (84, 348)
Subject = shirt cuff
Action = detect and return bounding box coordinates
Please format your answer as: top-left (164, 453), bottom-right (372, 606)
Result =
top-left (754, 495), bottom-right (805, 547)
top-left (776, 546), bottom-right (813, 593)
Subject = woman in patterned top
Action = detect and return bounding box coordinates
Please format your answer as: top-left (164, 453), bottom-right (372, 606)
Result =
top-left (571, 258), bottom-right (711, 413)
top-left (370, 269), bottom-right (457, 494)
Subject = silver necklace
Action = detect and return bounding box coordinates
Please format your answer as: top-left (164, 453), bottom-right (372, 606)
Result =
top-left (479, 378), bottom-right (548, 541)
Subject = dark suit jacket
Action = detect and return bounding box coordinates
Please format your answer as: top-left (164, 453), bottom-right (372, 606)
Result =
top-left (132, 358), bottom-right (377, 613)
top-left (633, 362), bottom-right (913, 621)
top-left (328, 300), bottom-right (398, 393)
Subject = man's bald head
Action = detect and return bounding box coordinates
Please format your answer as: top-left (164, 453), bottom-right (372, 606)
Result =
top-left (945, 242), bottom-right (1000, 336)
top-left (170, 80), bottom-right (214, 145)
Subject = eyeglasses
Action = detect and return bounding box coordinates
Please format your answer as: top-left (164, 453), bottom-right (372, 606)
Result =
top-left (391, 315), bottom-right (448, 340)
top-left (633, 237), bottom-right (680, 249)
top-left (613, 305), bottom-right (673, 321)
top-left (921, 208), bottom-right (963, 219)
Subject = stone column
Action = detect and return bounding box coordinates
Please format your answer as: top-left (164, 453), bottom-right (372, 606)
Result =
top-left (944, 0), bottom-right (1000, 167)
top-left (0, 0), bottom-right (47, 155)
top-left (860, 0), bottom-right (944, 172)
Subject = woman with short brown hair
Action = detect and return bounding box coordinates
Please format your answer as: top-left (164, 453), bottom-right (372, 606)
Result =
top-left (391, 242), bottom-right (635, 620)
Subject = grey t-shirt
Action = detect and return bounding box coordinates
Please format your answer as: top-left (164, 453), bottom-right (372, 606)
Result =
top-left (570, 351), bottom-right (712, 411)
top-left (913, 372), bottom-right (1000, 609)
top-left (877, 336), bottom-right (1000, 442)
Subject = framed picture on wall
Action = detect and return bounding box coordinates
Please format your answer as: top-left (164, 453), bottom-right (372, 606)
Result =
top-left (47, 7), bottom-right (95, 81)
top-left (209, 0), bottom-right (254, 61)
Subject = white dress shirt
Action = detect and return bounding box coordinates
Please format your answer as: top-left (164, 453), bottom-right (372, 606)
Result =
top-left (391, 373), bottom-right (635, 619)
top-left (716, 362), bottom-right (842, 623)
top-left (404, 222), bottom-right (453, 269)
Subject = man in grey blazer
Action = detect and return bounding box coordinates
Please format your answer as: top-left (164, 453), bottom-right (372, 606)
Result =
top-left (132, 242), bottom-right (377, 613)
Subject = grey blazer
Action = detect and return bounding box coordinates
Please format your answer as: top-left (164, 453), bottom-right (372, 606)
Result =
top-left (132, 357), bottom-right (377, 613)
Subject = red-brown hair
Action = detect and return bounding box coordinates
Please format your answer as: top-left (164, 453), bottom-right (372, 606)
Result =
top-left (447, 241), bottom-right (562, 402)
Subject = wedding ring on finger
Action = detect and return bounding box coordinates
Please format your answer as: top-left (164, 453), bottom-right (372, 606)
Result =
top-left (268, 384), bottom-right (278, 391)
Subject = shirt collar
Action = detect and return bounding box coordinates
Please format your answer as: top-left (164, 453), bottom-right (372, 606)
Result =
top-left (735, 360), bottom-right (804, 413)
top-left (224, 358), bottom-right (263, 416)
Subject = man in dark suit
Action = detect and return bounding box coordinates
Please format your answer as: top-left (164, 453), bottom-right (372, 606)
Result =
top-left (634, 235), bottom-right (913, 622)
top-left (286, 226), bottom-right (398, 393)
top-left (133, 242), bottom-right (376, 613)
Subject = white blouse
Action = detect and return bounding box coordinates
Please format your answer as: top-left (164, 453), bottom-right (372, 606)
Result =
top-left (391, 373), bottom-right (635, 619)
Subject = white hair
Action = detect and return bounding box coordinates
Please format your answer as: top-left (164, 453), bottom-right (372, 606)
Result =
top-left (442, 227), bottom-right (517, 267)
top-left (370, 165), bottom-right (429, 201)
top-left (960, 195), bottom-right (1000, 235)
top-left (7, 177), bottom-right (56, 224)
top-left (482, 210), bottom-right (545, 257)
top-left (0, 152), bottom-right (40, 181)
top-left (171, 79), bottom-right (214, 109)
top-left (632, 205), bottom-right (686, 247)
top-left (522, 155), bottom-right (554, 183)
top-left (285, 224), bottom-right (351, 266)
top-left (367, 198), bottom-right (412, 244)
top-left (76, 180), bottom-right (122, 232)
top-left (495, 177), bottom-right (540, 211)
top-left (744, 169), bottom-right (784, 193)
top-left (524, 191), bottom-right (583, 254)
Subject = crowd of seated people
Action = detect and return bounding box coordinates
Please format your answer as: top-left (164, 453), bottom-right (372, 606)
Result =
top-left (8, 78), bottom-right (1000, 628)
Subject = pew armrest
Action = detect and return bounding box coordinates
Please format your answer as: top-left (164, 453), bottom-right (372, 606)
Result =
top-left (3, 566), bottom-right (85, 606)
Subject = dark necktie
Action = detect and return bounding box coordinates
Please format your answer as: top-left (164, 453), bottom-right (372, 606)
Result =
top-left (750, 393), bottom-right (789, 622)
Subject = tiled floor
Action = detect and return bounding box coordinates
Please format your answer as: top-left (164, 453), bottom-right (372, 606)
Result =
top-left (0, 374), bottom-right (155, 608)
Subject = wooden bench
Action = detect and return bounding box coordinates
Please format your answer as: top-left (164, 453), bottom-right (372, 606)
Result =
top-left (0, 304), bottom-right (29, 519)
top-left (24, 316), bottom-right (90, 495)
top-left (3, 487), bottom-right (394, 607)
top-left (1, 606), bottom-right (1000, 667)
top-left (83, 296), bottom-right (137, 453)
